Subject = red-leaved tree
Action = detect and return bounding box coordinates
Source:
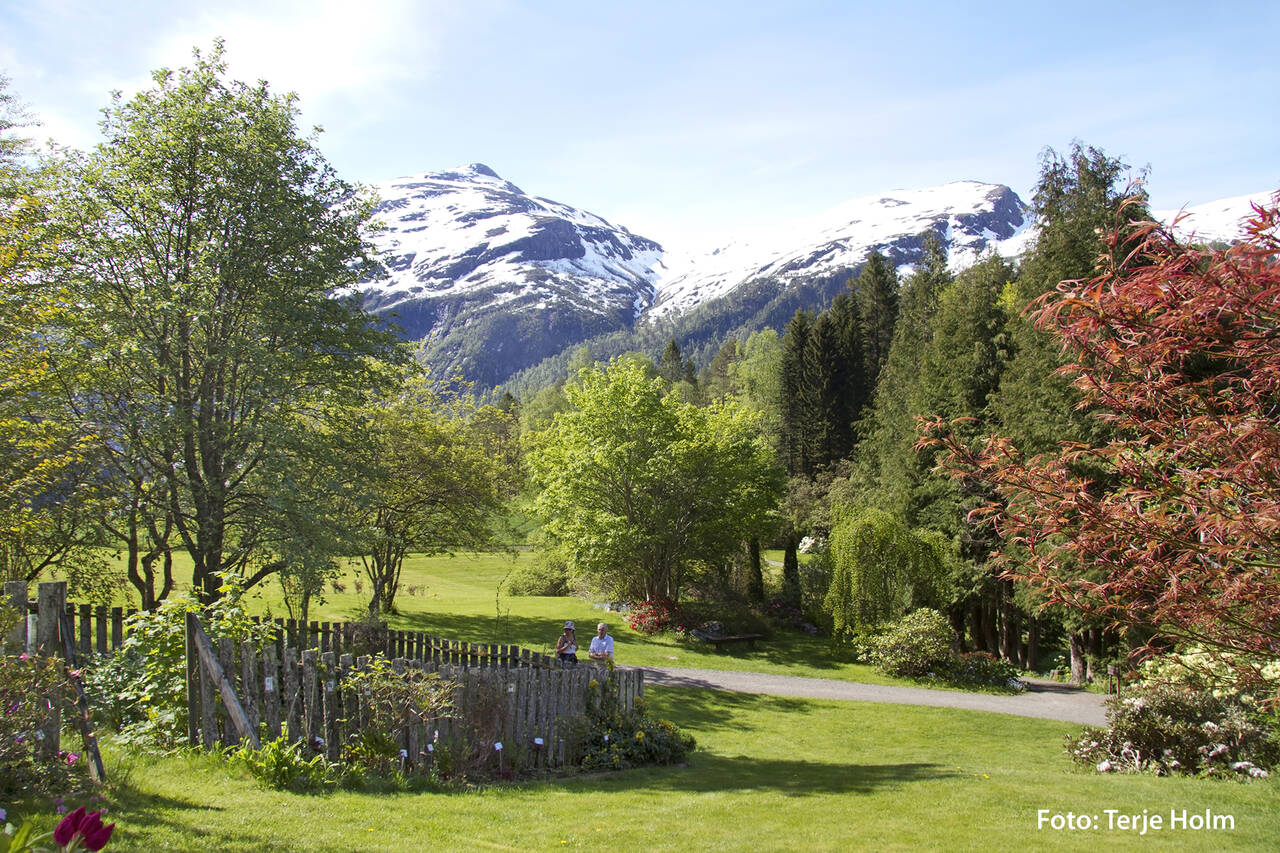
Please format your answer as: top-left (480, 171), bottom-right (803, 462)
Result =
top-left (923, 194), bottom-right (1280, 692)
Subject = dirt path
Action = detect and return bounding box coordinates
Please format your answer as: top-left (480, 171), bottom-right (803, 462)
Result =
top-left (639, 666), bottom-right (1107, 726)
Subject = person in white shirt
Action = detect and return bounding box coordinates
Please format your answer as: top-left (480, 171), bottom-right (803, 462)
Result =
top-left (588, 622), bottom-right (614, 661)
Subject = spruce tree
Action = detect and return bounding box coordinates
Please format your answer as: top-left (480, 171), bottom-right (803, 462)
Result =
top-left (854, 250), bottom-right (900, 391)
top-left (780, 310), bottom-right (816, 477)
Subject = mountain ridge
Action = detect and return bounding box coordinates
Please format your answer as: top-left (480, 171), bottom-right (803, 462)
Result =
top-left (356, 165), bottom-right (1272, 391)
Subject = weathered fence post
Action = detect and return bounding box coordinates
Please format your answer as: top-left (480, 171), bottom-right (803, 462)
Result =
top-left (3, 580), bottom-right (26, 651)
top-left (185, 613), bottom-right (260, 750)
top-left (263, 644), bottom-right (281, 740)
top-left (36, 581), bottom-right (66, 756)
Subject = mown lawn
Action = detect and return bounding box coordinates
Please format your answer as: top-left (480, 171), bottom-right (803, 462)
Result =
top-left (220, 550), bottom-right (912, 686)
top-left (16, 551), bottom-right (1277, 850)
top-left (48, 689), bottom-right (1278, 851)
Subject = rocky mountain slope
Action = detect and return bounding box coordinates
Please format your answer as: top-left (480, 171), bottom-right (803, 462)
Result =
top-left (359, 164), bottom-right (663, 388)
top-left (356, 166), bottom-right (1271, 391)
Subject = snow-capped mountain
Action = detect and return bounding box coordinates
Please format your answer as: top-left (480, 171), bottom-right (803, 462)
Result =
top-left (356, 165), bottom-right (1272, 391)
top-left (1155, 191), bottom-right (1278, 244)
top-left (647, 181), bottom-right (1029, 320)
top-left (358, 164), bottom-right (663, 387)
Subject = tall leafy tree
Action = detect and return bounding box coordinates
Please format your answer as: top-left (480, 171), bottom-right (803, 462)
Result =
top-left (57, 44), bottom-right (402, 602)
top-left (349, 376), bottom-right (508, 618)
top-left (526, 358), bottom-right (782, 602)
top-left (0, 78), bottom-right (112, 596)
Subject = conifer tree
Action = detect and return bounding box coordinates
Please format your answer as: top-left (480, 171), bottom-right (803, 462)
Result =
top-left (854, 250), bottom-right (900, 390)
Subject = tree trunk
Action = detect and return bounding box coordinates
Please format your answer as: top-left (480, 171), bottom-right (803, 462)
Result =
top-left (1069, 631), bottom-right (1087, 683)
top-left (746, 539), bottom-right (764, 603)
top-left (782, 537), bottom-right (801, 605)
top-left (982, 600), bottom-right (999, 655)
top-left (1026, 618), bottom-right (1040, 673)
top-left (948, 607), bottom-right (968, 652)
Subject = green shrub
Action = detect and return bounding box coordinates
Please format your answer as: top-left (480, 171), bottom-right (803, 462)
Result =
top-left (227, 734), bottom-right (343, 792)
top-left (338, 657), bottom-right (455, 777)
top-left (946, 651), bottom-right (1022, 689)
top-left (502, 552), bottom-right (570, 596)
top-left (868, 608), bottom-right (955, 678)
top-left (1066, 682), bottom-right (1279, 778)
top-left (83, 576), bottom-right (275, 750)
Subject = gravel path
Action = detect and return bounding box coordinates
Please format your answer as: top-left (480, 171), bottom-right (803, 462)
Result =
top-left (640, 666), bottom-right (1107, 726)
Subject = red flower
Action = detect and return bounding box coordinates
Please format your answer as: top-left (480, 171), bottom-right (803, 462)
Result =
top-left (53, 806), bottom-right (115, 851)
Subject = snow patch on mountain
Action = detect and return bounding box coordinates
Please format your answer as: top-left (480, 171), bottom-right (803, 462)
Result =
top-left (1155, 190), bottom-right (1277, 244)
top-left (648, 181), bottom-right (1030, 319)
top-left (360, 163), bottom-right (664, 320)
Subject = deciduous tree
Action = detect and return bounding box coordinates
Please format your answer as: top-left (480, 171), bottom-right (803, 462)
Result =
top-left (526, 358), bottom-right (782, 602)
top-left (926, 196), bottom-right (1280, 691)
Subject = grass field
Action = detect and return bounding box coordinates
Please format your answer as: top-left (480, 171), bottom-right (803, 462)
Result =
top-left (25, 550), bottom-right (1274, 851)
top-left (52, 689), bottom-right (1279, 851)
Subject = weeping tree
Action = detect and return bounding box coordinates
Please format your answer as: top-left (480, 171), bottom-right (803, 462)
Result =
top-left (824, 506), bottom-right (954, 642)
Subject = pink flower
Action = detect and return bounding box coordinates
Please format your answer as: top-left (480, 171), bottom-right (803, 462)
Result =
top-left (53, 806), bottom-right (116, 851)
top-left (66, 752), bottom-right (81, 765)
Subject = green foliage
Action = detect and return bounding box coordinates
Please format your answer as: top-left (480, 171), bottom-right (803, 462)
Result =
top-left (1066, 682), bottom-right (1279, 778)
top-left (569, 667), bottom-right (695, 771)
top-left (56, 41), bottom-right (403, 604)
top-left (501, 546), bottom-right (571, 596)
top-left (227, 734), bottom-right (343, 792)
top-left (0, 646), bottom-right (80, 797)
top-left (346, 374), bottom-right (508, 617)
top-left (338, 657), bottom-right (455, 777)
top-left (84, 577), bottom-right (275, 750)
top-left (824, 508), bottom-right (952, 639)
top-left (867, 608), bottom-right (955, 678)
top-left (526, 358), bottom-right (782, 602)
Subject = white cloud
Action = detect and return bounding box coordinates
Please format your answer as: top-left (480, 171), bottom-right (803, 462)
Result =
top-left (144, 0), bottom-right (447, 108)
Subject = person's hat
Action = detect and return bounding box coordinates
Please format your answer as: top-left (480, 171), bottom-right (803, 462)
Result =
top-left (564, 621), bottom-right (575, 629)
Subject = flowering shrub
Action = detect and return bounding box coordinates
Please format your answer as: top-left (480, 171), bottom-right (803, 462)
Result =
top-left (1138, 647), bottom-right (1280, 709)
top-left (624, 598), bottom-right (691, 635)
top-left (0, 643), bottom-right (84, 797)
top-left (1066, 682), bottom-right (1279, 778)
top-left (568, 666), bottom-right (695, 771)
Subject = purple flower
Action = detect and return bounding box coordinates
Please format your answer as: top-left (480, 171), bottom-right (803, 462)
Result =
top-left (66, 752), bottom-right (80, 765)
top-left (53, 806), bottom-right (116, 851)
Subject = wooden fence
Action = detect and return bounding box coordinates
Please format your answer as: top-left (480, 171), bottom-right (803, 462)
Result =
top-left (4, 582), bottom-right (642, 775)
top-left (5, 581), bottom-right (566, 669)
top-left (184, 612), bottom-right (643, 773)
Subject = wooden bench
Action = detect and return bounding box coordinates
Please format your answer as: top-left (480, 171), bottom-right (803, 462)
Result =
top-left (696, 632), bottom-right (764, 652)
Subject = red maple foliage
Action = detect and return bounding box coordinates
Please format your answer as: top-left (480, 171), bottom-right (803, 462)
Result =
top-left (922, 194), bottom-right (1280, 690)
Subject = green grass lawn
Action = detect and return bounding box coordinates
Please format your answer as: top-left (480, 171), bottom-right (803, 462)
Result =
top-left (218, 550), bottom-right (908, 686)
top-left (17, 551), bottom-right (1277, 850)
top-left (50, 689), bottom-right (1277, 851)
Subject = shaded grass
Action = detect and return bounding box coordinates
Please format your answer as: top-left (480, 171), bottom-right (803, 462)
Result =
top-left (79, 688), bottom-right (1279, 851)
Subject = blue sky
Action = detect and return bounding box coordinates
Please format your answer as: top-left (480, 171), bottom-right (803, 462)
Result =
top-left (3, 0), bottom-right (1276, 250)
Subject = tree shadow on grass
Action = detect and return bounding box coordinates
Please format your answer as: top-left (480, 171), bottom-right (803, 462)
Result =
top-left (109, 791), bottom-right (296, 853)
top-left (642, 754), bottom-right (953, 796)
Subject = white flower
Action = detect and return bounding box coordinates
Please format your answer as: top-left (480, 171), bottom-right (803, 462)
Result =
top-left (1096, 760), bottom-right (1114, 773)
top-left (1249, 767), bottom-right (1269, 778)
